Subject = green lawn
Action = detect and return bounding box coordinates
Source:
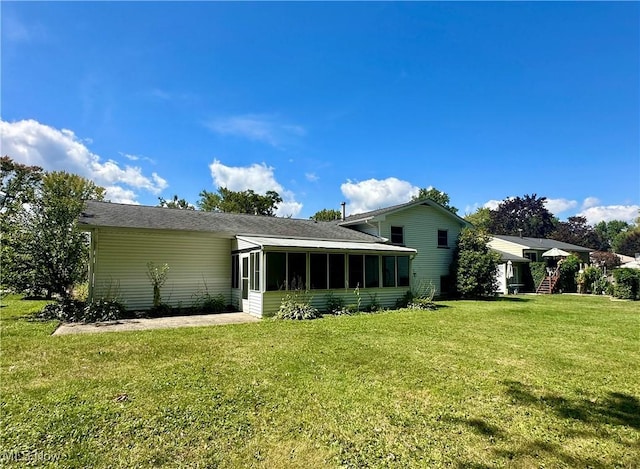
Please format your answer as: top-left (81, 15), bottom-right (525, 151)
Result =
top-left (1, 294), bottom-right (638, 468)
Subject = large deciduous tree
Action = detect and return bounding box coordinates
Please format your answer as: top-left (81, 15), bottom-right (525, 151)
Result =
top-left (451, 228), bottom-right (502, 298)
top-left (590, 251), bottom-right (621, 270)
top-left (412, 187), bottom-right (458, 214)
top-left (550, 216), bottom-right (600, 249)
top-left (464, 206), bottom-right (492, 231)
top-left (310, 208), bottom-right (342, 221)
top-left (1, 157), bottom-right (44, 294)
top-left (488, 194), bottom-right (556, 238)
top-left (0, 155), bottom-right (44, 213)
top-left (615, 230), bottom-right (640, 257)
top-left (197, 187), bottom-right (282, 216)
top-left (2, 168), bottom-right (105, 298)
top-left (594, 220), bottom-right (631, 252)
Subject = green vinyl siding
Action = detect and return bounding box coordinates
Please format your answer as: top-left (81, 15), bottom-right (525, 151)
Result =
top-left (378, 204), bottom-right (465, 295)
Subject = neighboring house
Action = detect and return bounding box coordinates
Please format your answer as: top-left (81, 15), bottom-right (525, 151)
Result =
top-left (488, 234), bottom-right (593, 294)
top-left (612, 253), bottom-right (635, 265)
top-left (79, 198), bottom-right (469, 317)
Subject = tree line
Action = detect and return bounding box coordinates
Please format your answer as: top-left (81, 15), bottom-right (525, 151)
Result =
top-left (465, 194), bottom-right (640, 257)
top-left (159, 188), bottom-right (639, 257)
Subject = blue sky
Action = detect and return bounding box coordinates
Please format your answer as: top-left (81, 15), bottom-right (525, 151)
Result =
top-left (2, 2), bottom-right (638, 223)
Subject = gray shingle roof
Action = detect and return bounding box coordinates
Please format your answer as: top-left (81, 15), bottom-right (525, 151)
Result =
top-left (79, 200), bottom-right (382, 242)
top-left (492, 249), bottom-right (531, 263)
top-left (492, 234), bottom-right (592, 252)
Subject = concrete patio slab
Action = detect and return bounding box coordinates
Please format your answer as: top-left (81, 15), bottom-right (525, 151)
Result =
top-left (53, 312), bottom-right (259, 335)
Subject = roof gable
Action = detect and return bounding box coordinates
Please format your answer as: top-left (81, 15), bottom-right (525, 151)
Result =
top-left (338, 198), bottom-right (472, 228)
top-left (79, 201), bottom-right (382, 243)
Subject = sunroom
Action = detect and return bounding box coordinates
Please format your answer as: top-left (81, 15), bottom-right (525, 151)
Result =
top-left (231, 236), bottom-right (417, 317)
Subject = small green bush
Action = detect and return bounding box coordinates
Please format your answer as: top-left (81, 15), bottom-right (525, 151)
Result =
top-left (202, 293), bottom-right (226, 312)
top-left (614, 283), bottom-right (634, 300)
top-left (407, 278), bottom-right (437, 310)
top-left (365, 292), bottom-right (382, 312)
top-left (38, 298), bottom-right (125, 323)
top-left (83, 298), bottom-right (126, 322)
top-left (558, 254), bottom-right (581, 293)
top-left (191, 280), bottom-right (227, 313)
top-left (71, 282), bottom-right (89, 302)
top-left (394, 291), bottom-right (414, 309)
top-left (592, 276), bottom-right (612, 296)
top-left (579, 266), bottom-right (603, 294)
top-left (275, 291), bottom-right (320, 320)
top-left (325, 293), bottom-right (345, 314)
top-left (192, 292), bottom-right (226, 313)
top-left (613, 268), bottom-right (640, 300)
top-left (408, 298), bottom-right (437, 310)
top-left (325, 294), bottom-right (353, 315)
top-left (148, 303), bottom-right (173, 318)
top-left (529, 262), bottom-right (547, 290)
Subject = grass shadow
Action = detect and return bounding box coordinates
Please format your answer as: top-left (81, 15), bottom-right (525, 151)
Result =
top-left (442, 296), bottom-right (532, 303)
top-left (493, 440), bottom-right (604, 468)
top-left (503, 380), bottom-right (640, 430)
top-left (494, 296), bottom-right (532, 302)
top-left (448, 416), bottom-right (506, 438)
top-left (498, 381), bottom-right (639, 467)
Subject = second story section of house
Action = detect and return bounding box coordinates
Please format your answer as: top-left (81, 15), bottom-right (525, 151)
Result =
top-left (337, 199), bottom-right (472, 293)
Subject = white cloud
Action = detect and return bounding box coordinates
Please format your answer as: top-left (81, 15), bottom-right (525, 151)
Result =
top-left (119, 152), bottom-right (155, 164)
top-left (340, 177), bottom-right (419, 215)
top-left (305, 172), bottom-right (319, 182)
top-left (483, 199), bottom-right (502, 210)
top-left (104, 186), bottom-right (139, 205)
top-left (0, 119), bottom-right (167, 203)
top-left (120, 152), bottom-right (139, 161)
top-left (276, 200), bottom-right (304, 218)
top-left (578, 205), bottom-right (640, 225)
top-left (544, 198), bottom-right (578, 215)
top-left (582, 197), bottom-right (600, 210)
top-left (208, 159), bottom-right (302, 217)
top-left (206, 114), bottom-right (305, 147)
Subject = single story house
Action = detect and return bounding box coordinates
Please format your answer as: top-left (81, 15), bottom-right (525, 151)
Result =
top-left (488, 234), bottom-right (593, 294)
top-left (79, 198), bottom-right (470, 317)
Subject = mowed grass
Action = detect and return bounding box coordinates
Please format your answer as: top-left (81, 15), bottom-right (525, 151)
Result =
top-left (1, 294), bottom-right (639, 468)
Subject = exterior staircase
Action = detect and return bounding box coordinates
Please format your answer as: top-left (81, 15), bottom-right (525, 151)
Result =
top-left (536, 269), bottom-right (560, 294)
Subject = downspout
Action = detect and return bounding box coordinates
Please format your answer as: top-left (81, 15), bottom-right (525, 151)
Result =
top-left (88, 229), bottom-right (97, 302)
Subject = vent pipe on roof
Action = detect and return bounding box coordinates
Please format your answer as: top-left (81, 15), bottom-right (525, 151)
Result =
top-left (341, 202), bottom-right (346, 221)
top-left (518, 228), bottom-right (523, 238)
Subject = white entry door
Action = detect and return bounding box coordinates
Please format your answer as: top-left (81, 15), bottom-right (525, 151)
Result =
top-left (241, 254), bottom-right (250, 312)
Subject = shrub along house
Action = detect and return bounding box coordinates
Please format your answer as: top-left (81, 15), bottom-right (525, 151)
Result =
top-left (79, 198), bottom-right (470, 317)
